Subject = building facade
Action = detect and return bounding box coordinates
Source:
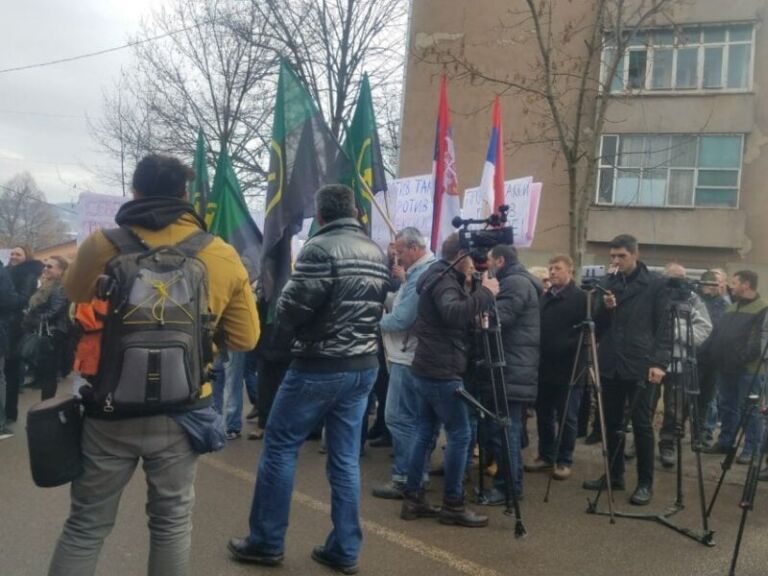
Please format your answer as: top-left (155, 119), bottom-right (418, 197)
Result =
top-left (400, 0), bottom-right (767, 276)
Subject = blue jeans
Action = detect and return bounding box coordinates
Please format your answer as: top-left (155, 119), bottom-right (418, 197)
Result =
top-left (485, 400), bottom-right (524, 496)
top-left (247, 367), bottom-right (377, 564)
top-left (405, 375), bottom-right (470, 500)
top-left (536, 384), bottom-right (582, 466)
top-left (717, 373), bottom-right (765, 455)
top-left (245, 350), bottom-right (259, 406)
top-left (212, 351), bottom-right (247, 433)
top-left (385, 363), bottom-right (433, 483)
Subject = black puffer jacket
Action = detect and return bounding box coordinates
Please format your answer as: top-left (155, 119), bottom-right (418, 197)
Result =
top-left (276, 217), bottom-right (389, 371)
top-left (411, 261), bottom-right (495, 381)
top-left (7, 259), bottom-right (44, 347)
top-left (539, 281), bottom-right (588, 388)
top-left (477, 262), bottom-right (542, 402)
top-left (0, 264), bottom-right (20, 356)
top-left (595, 262), bottom-right (672, 382)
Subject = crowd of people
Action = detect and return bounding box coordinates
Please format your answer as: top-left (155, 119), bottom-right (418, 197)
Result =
top-left (1, 154), bottom-right (766, 575)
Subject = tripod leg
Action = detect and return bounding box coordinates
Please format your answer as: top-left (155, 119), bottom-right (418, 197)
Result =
top-left (729, 435), bottom-right (765, 576)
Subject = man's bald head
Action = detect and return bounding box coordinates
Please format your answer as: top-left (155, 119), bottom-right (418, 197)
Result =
top-left (664, 262), bottom-right (686, 279)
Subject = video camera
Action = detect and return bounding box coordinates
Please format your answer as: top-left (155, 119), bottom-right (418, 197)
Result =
top-left (665, 276), bottom-right (718, 302)
top-left (451, 205), bottom-right (514, 265)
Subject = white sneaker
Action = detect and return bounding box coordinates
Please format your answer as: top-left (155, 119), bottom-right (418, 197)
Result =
top-left (0, 432), bottom-right (14, 441)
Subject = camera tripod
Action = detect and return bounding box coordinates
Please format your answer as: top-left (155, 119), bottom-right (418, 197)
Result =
top-left (542, 288), bottom-right (615, 522)
top-left (456, 305), bottom-right (527, 538)
top-left (586, 298), bottom-right (715, 546)
top-left (704, 336), bottom-right (768, 575)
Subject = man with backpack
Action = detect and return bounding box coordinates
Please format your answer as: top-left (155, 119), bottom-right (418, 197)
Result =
top-left (48, 154), bottom-right (259, 576)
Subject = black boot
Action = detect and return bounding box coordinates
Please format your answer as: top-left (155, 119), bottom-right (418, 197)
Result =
top-left (582, 474), bottom-right (625, 491)
top-left (439, 497), bottom-right (489, 527)
top-left (400, 491), bottom-right (440, 520)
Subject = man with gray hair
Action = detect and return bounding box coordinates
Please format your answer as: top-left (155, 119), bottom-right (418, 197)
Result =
top-left (372, 227), bottom-right (437, 500)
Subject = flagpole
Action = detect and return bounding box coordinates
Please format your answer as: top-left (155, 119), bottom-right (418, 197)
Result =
top-left (357, 171), bottom-right (397, 238)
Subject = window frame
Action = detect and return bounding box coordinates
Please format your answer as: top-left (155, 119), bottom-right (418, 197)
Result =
top-left (595, 133), bottom-right (744, 209)
top-left (601, 23), bottom-right (755, 95)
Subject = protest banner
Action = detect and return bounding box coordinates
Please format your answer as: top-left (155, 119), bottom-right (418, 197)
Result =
top-left (371, 174), bottom-right (433, 249)
top-left (77, 193), bottom-right (128, 245)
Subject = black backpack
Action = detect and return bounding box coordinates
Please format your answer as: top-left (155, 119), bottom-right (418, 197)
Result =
top-left (87, 227), bottom-right (215, 416)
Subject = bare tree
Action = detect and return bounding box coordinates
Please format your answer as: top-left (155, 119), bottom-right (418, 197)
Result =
top-left (417, 0), bottom-right (683, 267)
top-left (90, 0), bottom-right (276, 192)
top-left (0, 173), bottom-right (68, 250)
top-left (246, 0), bottom-right (408, 155)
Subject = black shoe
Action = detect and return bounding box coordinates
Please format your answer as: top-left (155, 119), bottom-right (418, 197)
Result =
top-left (372, 481), bottom-right (405, 500)
top-left (582, 475), bottom-right (625, 491)
top-left (439, 498), bottom-right (489, 527)
top-left (228, 538), bottom-right (284, 566)
top-left (369, 436), bottom-right (393, 448)
top-left (584, 431), bottom-right (602, 445)
top-left (701, 444), bottom-right (729, 455)
top-left (659, 446), bottom-right (675, 469)
top-left (478, 487), bottom-right (523, 506)
top-left (630, 485), bottom-right (653, 506)
top-left (311, 545), bottom-right (359, 575)
top-left (245, 406), bottom-right (259, 420)
top-left (401, 492), bottom-right (440, 520)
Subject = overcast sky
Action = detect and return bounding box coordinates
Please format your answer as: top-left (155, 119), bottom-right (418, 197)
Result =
top-left (0, 0), bottom-right (162, 204)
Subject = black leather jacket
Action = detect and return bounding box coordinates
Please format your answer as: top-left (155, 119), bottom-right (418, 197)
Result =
top-left (276, 217), bottom-right (389, 371)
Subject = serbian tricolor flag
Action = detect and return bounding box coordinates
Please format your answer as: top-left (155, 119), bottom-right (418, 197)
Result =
top-left (431, 76), bottom-right (460, 254)
top-left (479, 95), bottom-right (505, 220)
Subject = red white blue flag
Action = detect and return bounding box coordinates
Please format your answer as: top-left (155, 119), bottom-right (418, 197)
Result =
top-left (431, 76), bottom-right (460, 254)
top-left (478, 95), bottom-right (505, 220)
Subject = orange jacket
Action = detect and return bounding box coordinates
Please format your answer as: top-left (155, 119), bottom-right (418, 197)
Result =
top-left (72, 300), bottom-right (109, 376)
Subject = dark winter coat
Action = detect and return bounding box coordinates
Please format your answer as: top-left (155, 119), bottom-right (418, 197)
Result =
top-left (6, 259), bottom-right (44, 349)
top-left (411, 260), bottom-right (495, 381)
top-left (480, 262), bottom-right (543, 402)
top-left (0, 264), bottom-right (20, 356)
top-left (276, 217), bottom-right (389, 372)
top-left (595, 262), bottom-right (672, 382)
top-left (23, 279), bottom-right (70, 336)
top-left (539, 281), bottom-right (588, 388)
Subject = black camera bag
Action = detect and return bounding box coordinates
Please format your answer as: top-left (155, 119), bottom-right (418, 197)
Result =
top-left (26, 394), bottom-right (84, 488)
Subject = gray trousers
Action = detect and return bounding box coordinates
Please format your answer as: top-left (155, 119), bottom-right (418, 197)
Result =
top-left (48, 415), bottom-right (198, 576)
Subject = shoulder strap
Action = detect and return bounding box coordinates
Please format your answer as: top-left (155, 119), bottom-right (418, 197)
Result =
top-left (174, 231), bottom-right (214, 259)
top-left (102, 226), bottom-right (149, 255)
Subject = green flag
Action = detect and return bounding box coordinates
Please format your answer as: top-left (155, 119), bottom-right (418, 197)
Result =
top-left (190, 128), bottom-right (209, 218)
top-left (343, 74), bottom-right (388, 235)
top-left (209, 147), bottom-right (263, 281)
top-left (261, 59), bottom-right (353, 306)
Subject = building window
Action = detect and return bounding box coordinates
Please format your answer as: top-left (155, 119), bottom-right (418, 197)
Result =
top-left (596, 134), bottom-right (743, 208)
top-left (603, 24), bottom-right (754, 93)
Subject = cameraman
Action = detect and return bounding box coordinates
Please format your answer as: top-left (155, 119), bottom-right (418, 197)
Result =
top-left (582, 234), bottom-right (672, 506)
top-left (478, 244), bottom-right (542, 504)
top-left (656, 263), bottom-right (712, 468)
top-left (400, 233), bottom-right (498, 528)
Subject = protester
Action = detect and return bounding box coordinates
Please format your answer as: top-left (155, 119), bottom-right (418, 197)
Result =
top-left (213, 349), bottom-right (248, 440)
top-left (371, 227), bottom-right (436, 499)
top-left (4, 245), bottom-right (43, 423)
top-left (656, 263), bottom-right (711, 468)
top-left (529, 266), bottom-right (551, 292)
top-left (0, 261), bottom-right (19, 440)
top-left (48, 154), bottom-right (259, 576)
top-left (22, 255), bottom-right (70, 401)
top-left (229, 184), bottom-right (388, 574)
top-left (528, 254), bottom-right (586, 480)
top-left (471, 244), bottom-right (541, 504)
top-left (399, 233), bottom-right (498, 528)
top-left (701, 270), bottom-right (768, 464)
top-left (582, 234), bottom-right (672, 506)
top-left (698, 269), bottom-right (731, 446)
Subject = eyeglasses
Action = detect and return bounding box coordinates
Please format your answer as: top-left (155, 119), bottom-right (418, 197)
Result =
top-left (44, 264), bottom-right (55, 269)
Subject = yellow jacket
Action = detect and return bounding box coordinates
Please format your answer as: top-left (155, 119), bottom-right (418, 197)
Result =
top-left (65, 213), bottom-right (260, 355)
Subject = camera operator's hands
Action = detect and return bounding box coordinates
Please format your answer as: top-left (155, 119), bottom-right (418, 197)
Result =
top-left (391, 264), bottom-right (406, 283)
top-left (648, 367), bottom-right (666, 385)
top-left (603, 290), bottom-right (617, 310)
top-left (481, 272), bottom-right (500, 297)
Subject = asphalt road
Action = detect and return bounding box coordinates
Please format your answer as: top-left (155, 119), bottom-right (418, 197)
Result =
top-left (3, 387), bottom-right (768, 576)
